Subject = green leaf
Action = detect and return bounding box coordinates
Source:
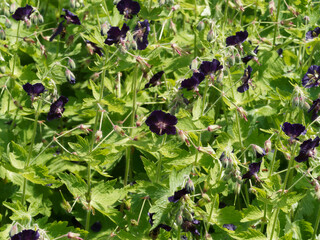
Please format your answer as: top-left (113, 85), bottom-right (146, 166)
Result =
top-left (213, 206), bottom-right (242, 225)
top-left (101, 93), bottom-right (126, 114)
top-left (23, 165), bottom-right (61, 187)
top-left (141, 156), bottom-right (157, 182)
top-left (241, 205), bottom-right (264, 222)
top-left (229, 228), bottom-right (267, 240)
top-left (58, 172), bottom-right (87, 198)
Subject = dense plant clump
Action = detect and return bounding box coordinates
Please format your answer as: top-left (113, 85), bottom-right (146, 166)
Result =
top-left (1, 0), bottom-right (320, 239)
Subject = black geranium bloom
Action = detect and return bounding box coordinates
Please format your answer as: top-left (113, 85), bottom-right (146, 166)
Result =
top-left (168, 187), bottom-right (190, 203)
top-left (145, 110), bottom-right (177, 135)
top-left (61, 9), bottom-right (81, 25)
top-left (23, 83), bottom-right (45, 101)
top-left (242, 46), bottom-right (259, 64)
top-left (223, 224), bottom-right (237, 231)
top-left (237, 65), bottom-right (252, 93)
top-left (148, 212), bottom-right (172, 231)
top-left (302, 65), bottom-right (320, 88)
top-left (181, 72), bottom-right (205, 91)
top-left (47, 96), bottom-right (68, 121)
top-left (11, 229), bottom-right (40, 240)
top-left (242, 161), bottom-right (261, 181)
top-left (133, 20), bottom-right (150, 50)
top-left (12, 4), bottom-right (34, 21)
top-left (50, 20), bottom-right (65, 42)
top-left (86, 40), bottom-right (103, 56)
top-left (104, 23), bottom-right (129, 45)
top-left (181, 219), bottom-right (200, 236)
top-left (308, 98), bottom-right (320, 121)
top-left (91, 221), bottom-right (102, 232)
top-left (145, 71), bottom-right (164, 88)
top-left (277, 48), bottom-right (283, 57)
top-left (199, 59), bottom-right (223, 81)
top-left (117, 0), bottom-right (140, 19)
top-left (295, 137), bottom-right (320, 162)
top-left (306, 27), bottom-right (320, 40)
top-left (226, 30), bottom-right (248, 46)
top-left (281, 122), bottom-right (306, 140)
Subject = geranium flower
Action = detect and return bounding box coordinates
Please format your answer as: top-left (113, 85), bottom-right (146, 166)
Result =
top-left (148, 213), bottom-right (172, 231)
top-left (90, 221), bottom-right (102, 232)
top-left (251, 144), bottom-right (266, 158)
top-left (226, 30), bottom-right (248, 46)
top-left (133, 20), bottom-right (150, 50)
top-left (12, 4), bottom-right (34, 21)
top-left (168, 187), bottom-right (190, 203)
top-left (242, 161), bottom-right (261, 181)
top-left (223, 224), bottom-right (237, 231)
top-left (308, 98), bottom-right (320, 121)
top-left (11, 229), bottom-right (40, 240)
top-left (145, 71), bottom-right (164, 88)
top-left (242, 46), bottom-right (259, 64)
top-left (104, 23), bottom-right (129, 45)
top-left (306, 27), bottom-right (320, 40)
top-left (61, 9), bottom-right (81, 25)
top-left (86, 40), bottom-right (103, 56)
top-left (237, 65), bottom-right (252, 93)
top-left (295, 137), bottom-right (320, 162)
top-left (47, 96), bottom-right (68, 121)
top-left (181, 72), bottom-right (205, 91)
top-left (302, 65), bottom-right (320, 88)
top-left (116, 0), bottom-right (140, 19)
top-left (145, 110), bottom-right (177, 135)
top-left (23, 83), bottom-right (45, 101)
top-left (199, 59), bottom-right (223, 81)
top-left (181, 219), bottom-right (200, 236)
top-left (49, 20), bottom-right (65, 42)
top-left (281, 122), bottom-right (306, 140)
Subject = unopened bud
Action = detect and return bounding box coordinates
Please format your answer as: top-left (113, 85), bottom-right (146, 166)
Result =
top-left (9, 223), bottom-right (18, 238)
top-left (31, 14), bottom-right (38, 25)
top-left (0, 66), bottom-right (6, 73)
top-left (114, 125), bottom-right (125, 136)
top-left (234, 182), bottom-right (241, 195)
top-left (207, 29), bottom-right (214, 42)
top-left (269, 1), bottom-right (275, 15)
top-left (79, 124), bottom-right (92, 134)
top-left (65, 69), bottom-right (76, 84)
top-left (190, 58), bottom-right (198, 72)
top-left (237, 107), bottom-right (248, 121)
top-left (170, 20), bottom-right (177, 33)
top-left (67, 232), bottom-right (83, 240)
top-left (70, 0), bottom-right (76, 8)
top-left (101, 22), bottom-right (109, 36)
top-left (178, 130), bottom-right (190, 146)
top-left (197, 21), bottom-right (205, 31)
top-left (90, 72), bottom-right (100, 81)
top-left (183, 209), bottom-right (193, 221)
top-left (251, 144), bottom-right (266, 158)
top-left (10, 3), bottom-right (16, 14)
top-left (0, 29), bottom-right (6, 40)
top-left (185, 178), bottom-right (194, 193)
top-left (68, 58), bottom-right (76, 69)
top-left (95, 130), bottom-right (103, 142)
top-left (284, 152), bottom-right (291, 160)
top-left (207, 125), bottom-right (221, 132)
top-left (5, 18), bottom-right (12, 28)
top-left (38, 14), bottom-right (44, 23)
top-left (25, 19), bottom-right (32, 28)
top-left (176, 212), bottom-right (183, 225)
top-left (264, 139), bottom-right (272, 153)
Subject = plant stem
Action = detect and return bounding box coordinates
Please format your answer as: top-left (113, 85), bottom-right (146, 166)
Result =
top-left (273, 0), bottom-right (282, 47)
top-left (124, 66), bottom-right (138, 186)
top-left (156, 135), bottom-right (167, 183)
top-left (312, 204), bottom-right (320, 240)
top-left (21, 100), bottom-right (42, 205)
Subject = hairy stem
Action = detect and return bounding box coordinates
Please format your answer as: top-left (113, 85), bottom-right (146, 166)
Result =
top-left (272, 0), bottom-right (282, 46)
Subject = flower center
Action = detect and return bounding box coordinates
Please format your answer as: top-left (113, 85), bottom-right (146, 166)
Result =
top-left (156, 121), bottom-right (167, 130)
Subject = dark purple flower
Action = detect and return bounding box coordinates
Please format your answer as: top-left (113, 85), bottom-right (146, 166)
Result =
top-left (306, 27), bottom-right (320, 40)
top-left (61, 9), bottom-right (81, 25)
top-left (295, 137), bottom-right (320, 162)
top-left (117, 0), bottom-right (140, 19)
top-left (145, 71), bottom-right (164, 88)
top-left (237, 65), bottom-right (252, 93)
top-left (277, 48), bottom-right (283, 57)
top-left (133, 20), bottom-right (150, 50)
top-left (281, 122), bottom-right (306, 140)
top-left (242, 46), bottom-right (259, 64)
top-left (168, 187), bottom-right (190, 203)
top-left (11, 229), bottom-right (40, 240)
top-left (223, 224), bottom-right (237, 231)
top-left (12, 4), bottom-right (34, 21)
top-left (199, 59), bottom-right (223, 80)
top-left (145, 110), bottom-right (177, 135)
top-left (242, 161), bottom-right (261, 181)
top-left (47, 96), bottom-right (68, 121)
top-left (148, 212), bottom-right (172, 231)
top-left (91, 221), bottom-right (102, 232)
top-left (50, 20), bottom-right (65, 42)
top-left (86, 40), bottom-right (103, 56)
top-left (308, 98), bottom-right (320, 121)
top-left (181, 219), bottom-right (200, 236)
top-left (23, 83), bottom-right (45, 101)
top-left (226, 30), bottom-right (248, 46)
top-left (104, 23), bottom-right (129, 45)
top-left (302, 65), bottom-right (320, 88)
top-left (181, 72), bottom-right (205, 91)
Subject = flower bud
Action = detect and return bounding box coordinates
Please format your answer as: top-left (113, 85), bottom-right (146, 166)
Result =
top-left (79, 124), bottom-right (92, 134)
top-left (183, 209), bottom-right (193, 221)
top-left (197, 21), bottom-right (205, 31)
top-left (31, 14), bottom-right (38, 25)
top-left (207, 29), bottom-right (214, 42)
top-left (264, 139), bottom-right (272, 153)
top-left (190, 58), bottom-right (198, 72)
top-left (95, 130), bottom-right (103, 142)
top-left (75, 1), bottom-right (81, 8)
top-left (10, 3), bottom-right (16, 14)
top-left (68, 58), bottom-right (76, 69)
top-left (25, 19), bottom-right (32, 28)
top-left (90, 72), bottom-right (100, 81)
top-left (284, 152), bottom-right (291, 161)
top-left (38, 14), bottom-right (44, 24)
top-left (5, 18), bottom-right (12, 28)
top-left (70, 0), bottom-right (76, 8)
top-left (269, 0), bottom-right (275, 15)
top-left (251, 144), bottom-right (266, 158)
top-left (67, 232), bottom-right (83, 240)
top-left (234, 181), bottom-right (241, 195)
top-left (185, 178), bottom-right (194, 193)
top-left (176, 212), bottom-right (183, 225)
top-left (178, 130), bottom-right (190, 146)
top-left (114, 125), bottom-right (125, 136)
top-left (9, 223), bottom-right (18, 238)
top-left (237, 107), bottom-right (248, 121)
top-left (0, 29), bottom-right (6, 40)
top-left (170, 20), bottom-right (177, 33)
top-left (202, 193), bottom-right (211, 203)
top-left (101, 22), bottom-right (109, 36)
top-left (207, 125), bottom-right (221, 132)
top-left (65, 69), bottom-right (76, 84)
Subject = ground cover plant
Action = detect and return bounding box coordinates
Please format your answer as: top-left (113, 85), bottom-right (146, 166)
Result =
top-left (1, 0), bottom-right (320, 239)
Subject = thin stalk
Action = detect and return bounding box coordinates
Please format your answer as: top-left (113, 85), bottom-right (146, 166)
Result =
top-left (223, 0), bottom-right (229, 32)
top-left (273, 0), bottom-right (282, 46)
top-left (124, 67), bottom-right (139, 186)
top-left (21, 100), bottom-right (42, 205)
top-left (156, 135), bottom-right (167, 183)
top-left (268, 136), bottom-right (279, 177)
top-left (312, 205), bottom-right (320, 240)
